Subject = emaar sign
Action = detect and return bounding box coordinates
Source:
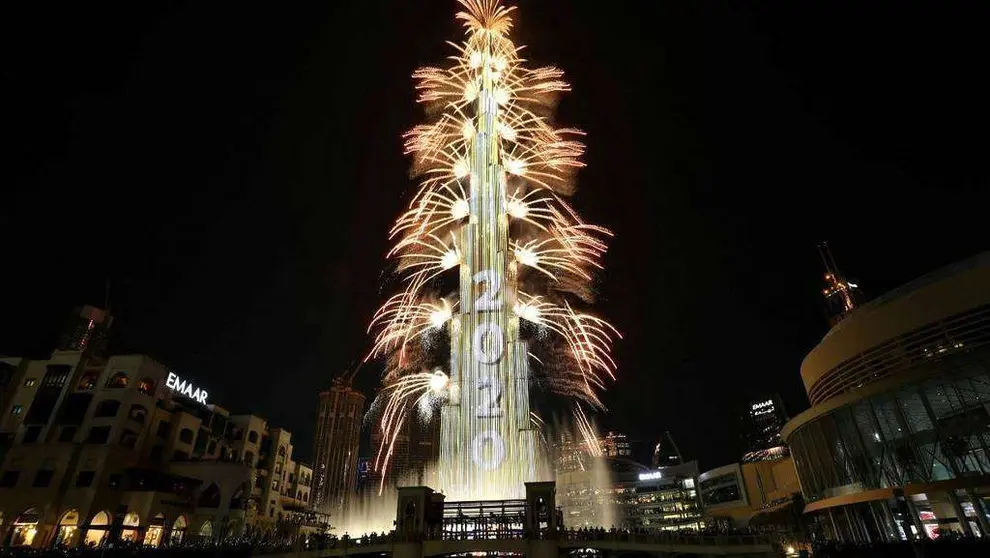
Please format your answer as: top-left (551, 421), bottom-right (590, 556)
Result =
top-left (165, 372), bottom-right (209, 405)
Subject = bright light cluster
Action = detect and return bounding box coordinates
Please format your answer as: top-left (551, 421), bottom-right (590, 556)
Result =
top-left (364, 0), bottom-right (620, 492)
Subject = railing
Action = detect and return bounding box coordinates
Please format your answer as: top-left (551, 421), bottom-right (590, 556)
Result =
top-left (559, 529), bottom-right (772, 547)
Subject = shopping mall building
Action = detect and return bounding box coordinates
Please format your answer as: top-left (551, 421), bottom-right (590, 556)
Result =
top-left (782, 253), bottom-right (990, 541)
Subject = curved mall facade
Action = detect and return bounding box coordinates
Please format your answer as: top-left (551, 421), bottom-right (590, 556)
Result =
top-left (782, 253), bottom-right (990, 541)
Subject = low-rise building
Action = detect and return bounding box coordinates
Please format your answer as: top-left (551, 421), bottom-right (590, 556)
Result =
top-left (0, 308), bottom-right (320, 548)
top-left (558, 457), bottom-right (703, 531)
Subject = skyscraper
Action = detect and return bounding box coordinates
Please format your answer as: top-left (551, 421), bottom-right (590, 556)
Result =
top-left (370, 417), bottom-right (439, 491)
top-left (365, 0), bottom-right (616, 502)
top-left (311, 378), bottom-right (365, 513)
top-left (56, 305), bottom-right (112, 355)
top-left (741, 395), bottom-right (789, 462)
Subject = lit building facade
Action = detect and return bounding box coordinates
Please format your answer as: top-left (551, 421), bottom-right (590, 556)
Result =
top-left (782, 253), bottom-right (990, 541)
top-left (311, 379), bottom-right (364, 513)
top-left (558, 457), bottom-right (703, 531)
top-left (0, 309), bottom-right (318, 548)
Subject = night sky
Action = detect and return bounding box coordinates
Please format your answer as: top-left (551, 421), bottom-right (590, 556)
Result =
top-left (3, 2), bottom-right (988, 469)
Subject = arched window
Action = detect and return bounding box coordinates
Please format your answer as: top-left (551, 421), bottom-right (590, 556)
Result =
top-left (120, 512), bottom-right (140, 542)
top-left (303, 492), bottom-right (308, 503)
top-left (278, 446), bottom-right (286, 457)
top-left (54, 510), bottom-right (80, 546)
top-left (94, 399), bottom-right (121, 418)
top-left (105, 372), bottom-right (129, 388)
top-left (247, 431), bottom-right (259, 444)
top-left (84, 511), bottom-right (110, 547)
top-left (198, 520), bottom-right (213, 539)
top-left (128, 404), bottom-right (148, 424)
top-left (178, 428), bottom-right (194, 444)
top-left (198, 483), bottom-right (221, 508)
top-left (11, 508), bottom-right (41, 546)
top-left (170, 516), bottom-right (187, 545)
top-left (137, 378), bottom-right (155, 396)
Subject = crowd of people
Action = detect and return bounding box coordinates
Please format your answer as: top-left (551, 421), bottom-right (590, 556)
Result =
top-left (561, 525), bottom-right (768, 545)
top-left (0, 540), bottom-right (283, 558)
top-left (812, 533), bottom-right (990, 558)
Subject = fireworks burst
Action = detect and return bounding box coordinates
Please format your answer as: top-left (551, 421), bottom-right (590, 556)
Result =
top-left (365, 0), bottom-right (619, 492)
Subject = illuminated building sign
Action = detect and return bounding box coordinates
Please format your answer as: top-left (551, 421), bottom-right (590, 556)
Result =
top-left (165, 372), bottom-right (208, 405)
top-left (638, 471), bottom-right (663, 481)
top-left (751, 400), bottom-right (774, 411)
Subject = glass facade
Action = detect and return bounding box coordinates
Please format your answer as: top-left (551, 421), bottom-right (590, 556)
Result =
top-left (789, 347), bottom-right (990, 503)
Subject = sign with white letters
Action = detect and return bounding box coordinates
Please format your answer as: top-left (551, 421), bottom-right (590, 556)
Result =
top-left (165, 372), bottom-right (209, 405)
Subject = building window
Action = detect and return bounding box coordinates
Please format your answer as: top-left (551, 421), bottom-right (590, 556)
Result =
top-left (94, 399), bottom-right (121, 418)
top-left (150, 445), bottom-right (164, 463)
top-left (105, 372), bottom-right (129, 389)
top-left (0, 471), bottom-right (20, 488)
top-left (76, 372), bottom-right (99, 391)
top-left (85, 426), bottom-right (112, 444)
top-left (120, 430), bottom-right (139, 449)
top-left (33, 469), bottom-right (55, 488)
top-left (179, 428), bottom-right (194, 444)
top-left (58, 426), bottom-right (78, 443)
top-left (108, 474), bottom-right (122, 490)
top-left (76, 471), bottom-right (95, 488)
top-left (10, 405), bottom-right (23, 415)
top-left (137, 378), bottom-right (155, 396)
top-left (272, 480), bottom-right (279, 490)
top-left (43, 364), bottom-right (72, 387)
top-left (128, 404), bottom-right (148, 424)
top-left (248, 431), bottom-right (259, 444)
top-left (156, 421), bottom-right (171, 438)
top-left (22, 426), bottom-right (42, 444)
top-left (23, 378), bottom-right (37, 387)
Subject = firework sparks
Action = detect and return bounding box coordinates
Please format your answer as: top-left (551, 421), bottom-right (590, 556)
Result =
top-left (365, 0), bottom-right (618, 494)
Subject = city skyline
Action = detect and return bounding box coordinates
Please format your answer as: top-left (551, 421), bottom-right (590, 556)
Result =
top-left (3, 0), bottom-right (988, 471)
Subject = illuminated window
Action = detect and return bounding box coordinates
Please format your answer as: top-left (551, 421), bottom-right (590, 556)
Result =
top-left (137, 378), bottom-right (155, 396)
top-left (23, 379), bottom-right (37, 388)
top-left (76, 372), bottom-right (99, 391)
top-left (105, 372), bottom-right (129, 389)
top-left (10, 405), bottom-right (22, 415)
